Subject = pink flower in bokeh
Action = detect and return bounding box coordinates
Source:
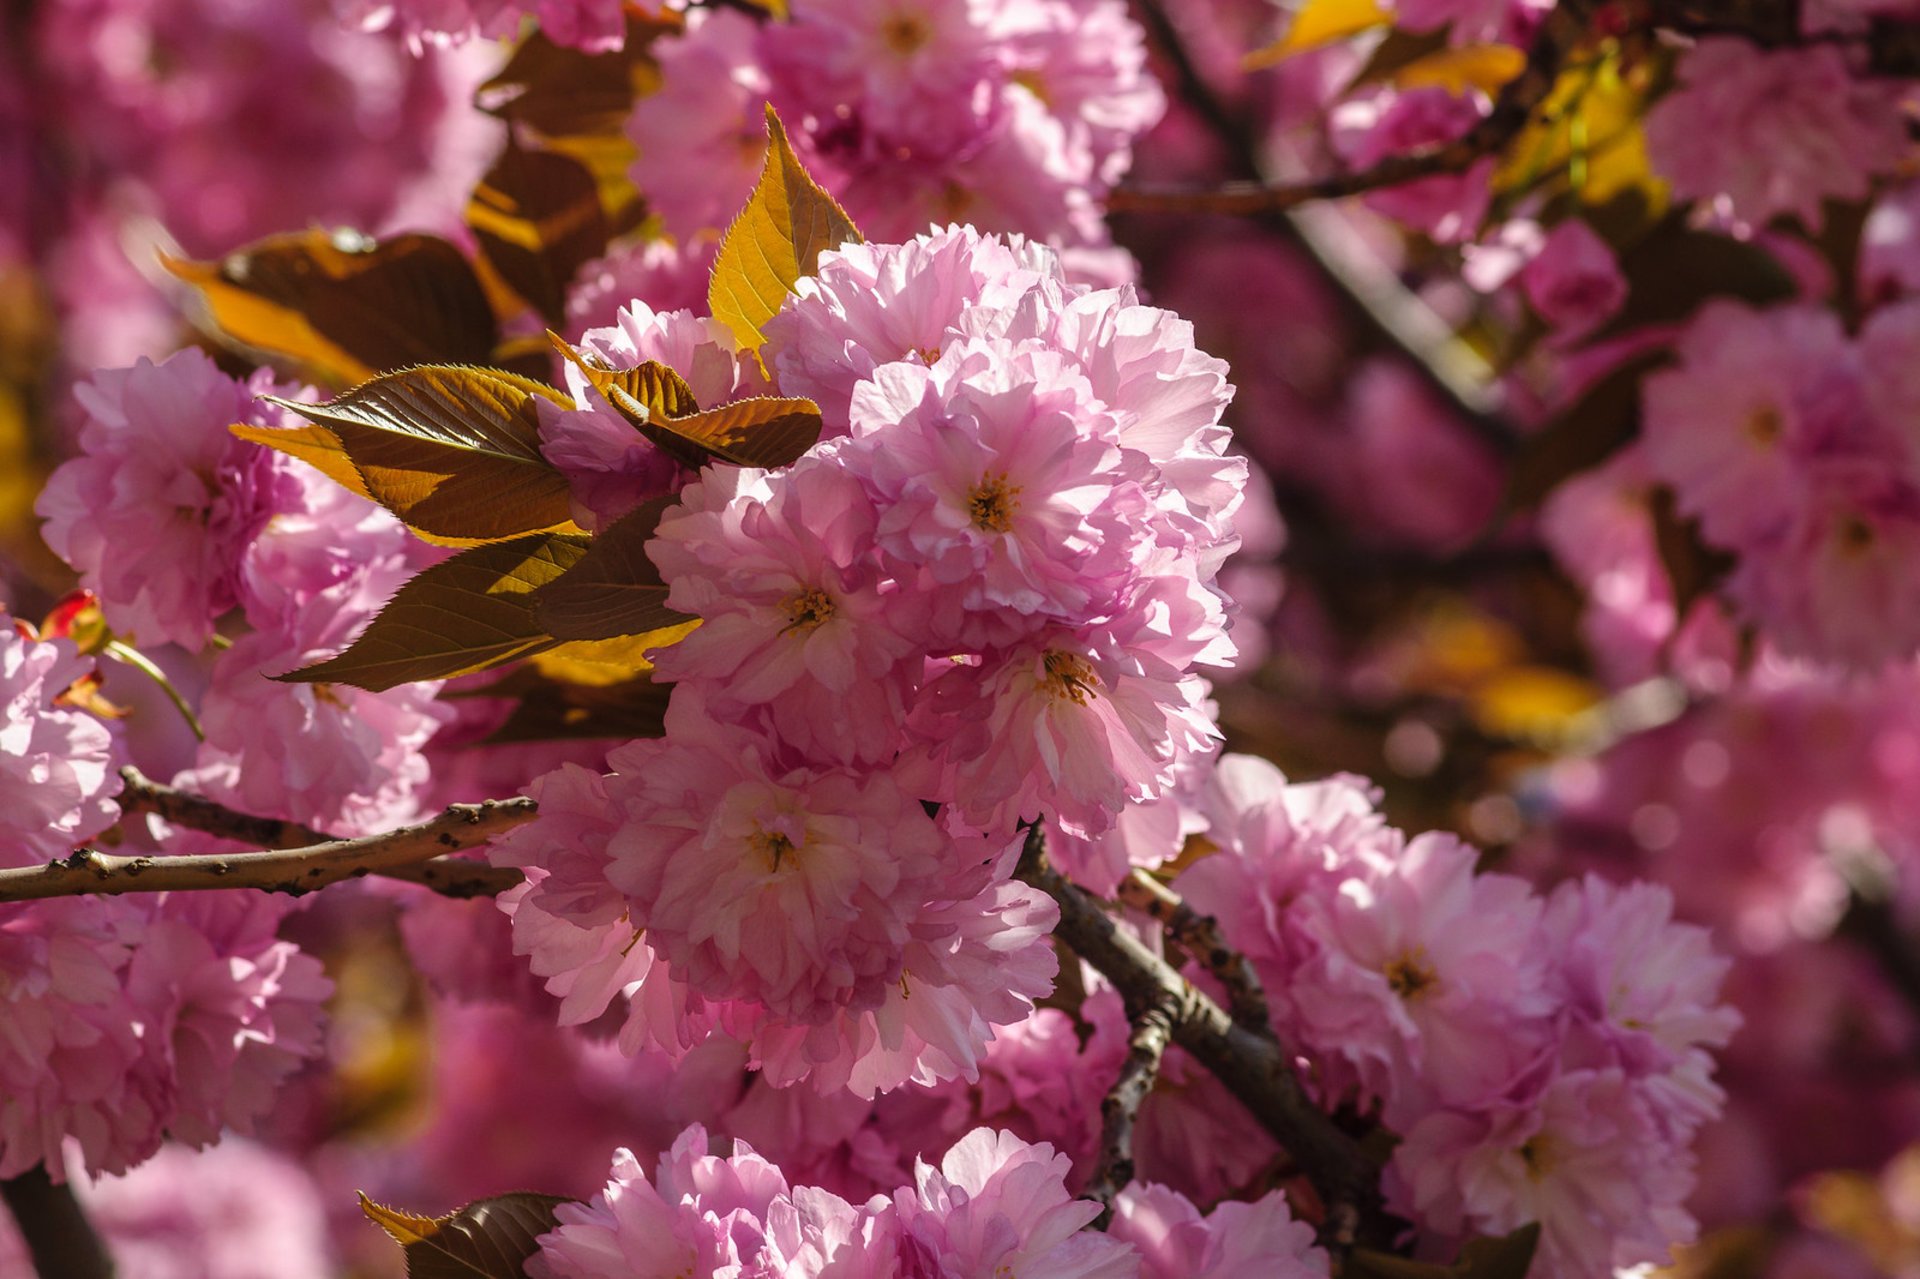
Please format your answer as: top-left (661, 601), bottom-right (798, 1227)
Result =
top-left (1641, 300), bottom-right (1874, 548)
top-left (1521, 219), bottom-right (1627, 338)
top-left (1644, 39), bottom-right (1909, 233)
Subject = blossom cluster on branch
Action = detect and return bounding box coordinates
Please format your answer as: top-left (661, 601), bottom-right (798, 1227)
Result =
top-left (5, 0), bottom-right (1920, 1274)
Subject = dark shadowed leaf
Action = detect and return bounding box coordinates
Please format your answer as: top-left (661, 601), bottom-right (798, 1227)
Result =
top-left (1348, 1224), bottom-right (1540, 1279)
top-left (469, 144), bottom-right (611, 326)
top-left (361, 1191), bottom-right (572, 1279)
top-left (1598, 211), bottom-right (1798, 337)
top-left (164, 230), bottom-right (497, 386)
top-left (283, 533), bottom-right (590, 690)
top-left (639, 396), bottom-right (822, 468)
top-left (478, 17), bottom-right (673, 137)
top-left (266, 366), bottom-right (577, 541)
top-left (533, 497), bottom-right (692, 641)
top-left (1651, 485), bottom-right (1735, 621)
top-left (459, 666), bottom-right (673, 743)
top-left (708, 104), bottom-right (863, 354)
top-left (548, 334), bottom-right (700, 422)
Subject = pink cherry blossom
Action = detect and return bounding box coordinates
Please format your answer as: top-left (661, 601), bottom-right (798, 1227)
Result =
top-left (36, 350), bottom-right (307, 651)
top-left (1108, 1182), bottom-right (1328, 1279)
top-left (892, 1128), bottom-right (1136, 1278)
top-left (1641, 300), bottom-right (1877, 548)
top-left (1386, 1069), bottom-right (1701, 1279)
top-left (0, 623), bottom-right (120, 866)
top-left (1644, 39), bottom-right (1910, 233)
top-left (0, 899), bottom-right (153, 1180)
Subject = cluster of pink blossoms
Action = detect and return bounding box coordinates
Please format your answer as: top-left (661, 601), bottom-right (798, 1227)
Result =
top-left (0, 630), bottom-right (328, 1180)
top-left (1640, 296), bottom-right (1920, 669)
top-left (496, 224), bottom-right (1241, 1093)
top-left (37, 347), bottom-right (450, 835)
top-left (0, 346), bottom-right (481, 1177)
top-left (1174, 754), bottom-right (1738, 1278)
top-left (621, 0), bottom-right (1161, 260)
top-left (530, 1124), bottom-right (1324, 1279)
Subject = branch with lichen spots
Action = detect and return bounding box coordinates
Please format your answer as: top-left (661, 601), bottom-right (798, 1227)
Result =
top-left (1085, 994), bottom-right (1178, 1225)
top-left (0, 793), bottom-right (533, 903)
top-left (109, 766), bottom-right (525, 899)
top-left (1014, 826), bottom-right (1384, 1246)
top-left (1117, 867), bottom-right (1273, 1036)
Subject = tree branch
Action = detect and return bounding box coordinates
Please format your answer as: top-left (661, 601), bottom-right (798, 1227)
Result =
top-left (110, 767), bottom-right (524, 899)
top-left (1119, 0), bottom-right (1525, 456)
top-left (1085, 995), bottom-right (1178, 1224)
top-left (0, 799), bottom-right (534, 902)
top-left (1117, 868), bottom-right (1273, 1035)
top-left (1015, 826), bottom-right (1384, 1241)
top-left (1113, 0), bottom-right (1594, 218)
top-left (1, 1167), bottom-right (116, 1279)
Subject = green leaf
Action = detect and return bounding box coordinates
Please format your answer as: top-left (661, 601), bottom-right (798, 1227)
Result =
top-left (639, 396), bottom-right (822, 469)
top-left (283, 533), bottom-right (591, 691)
top-left (267, 366), bottom-right (578, 541)
top-left (533, 498), bottom-right (692, 641)
top-left (1348, 1224), bottom-right (1541, 1279)
top-left (361, 1191), bottom-right (572, 1279)
top-left (163, 230), bottom-right (498, 387)
top-left (469, 143), bottom-right (612, 326)
top-left (708, 104), bottom-right (863, 355)
top-left (548, 334), bottom-right (701, 421)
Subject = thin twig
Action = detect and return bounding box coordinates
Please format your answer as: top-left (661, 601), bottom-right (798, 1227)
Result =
top-left (1119, 0), bottom-right (1525, 457)
top-left (113, 766), bottom-right (525, 899)
top-left (1117, 868), bottom-right (1273, 1036)
top-left (1113, 0), bottom-right (1596, 219)
top-left (1, 1167), bottom-right (116, 1279)
top-left (0, 799), bottom-right (535, 902)
top-left (1086, 995), bottom-right (1178, 1224)
top-left (1015, 826), bottom-right (1385, 1243)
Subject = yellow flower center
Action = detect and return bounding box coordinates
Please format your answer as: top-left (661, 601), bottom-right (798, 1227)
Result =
top-left (782, 587), bottom-right (835, 633)
top-left (1385, 951), bottom-right (1438, 1000)
top-left (1520, 1134), bottom-right (1555, 1179)
top-left (969, 473), bottom-right (1021, 533)
top-left (752, 827), bottom-right (797, 871)
top-left (1041, 651), bottom-right (1099, 705)
top-left (1746, 404), bottom-right (1783, 446)
top-left (881, 12), bottom-right (931, 54)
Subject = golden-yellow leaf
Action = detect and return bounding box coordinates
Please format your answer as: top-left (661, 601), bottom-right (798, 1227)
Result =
top-left (162, 231), bottom-right (498, 388)
top-left (230, 422), bottom-right (374, 502)
top-left (1494, 48), bottom-right (1668, 210)
top-left (1244, 0), bottom-right (1390, 69)
top-left (266, 366), bottom-right (580, 542)
top-left (708, 104), bottom-right (863, 355)
top-left (1392, 44), bottom-right (1526, 96)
